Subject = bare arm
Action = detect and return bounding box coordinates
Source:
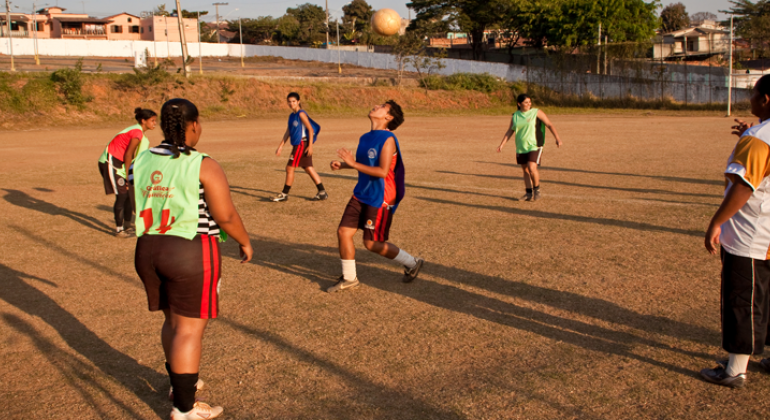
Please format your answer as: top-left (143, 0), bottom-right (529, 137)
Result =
top-left (299, 112), bottom-right (315, 156)
top-left (200, 158), bottom-right (253, 263)
top-left (537, 110), bottom-right (563, 148)
top-left (705, 175), bottom-right (753, 255)
top-left (123, 137), bottom-right (142, 174)
top-left (276, 127), bottom-right (290, 156)
top-left (333, 138), bottom-right (395, 178)
top-left (497, 119), bottom-right (514, 152)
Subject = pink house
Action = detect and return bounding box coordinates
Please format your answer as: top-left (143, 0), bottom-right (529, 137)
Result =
top-left (105, 13), bottom-right (143, 41)
top-left (140, 15), bottom-right (200, 42)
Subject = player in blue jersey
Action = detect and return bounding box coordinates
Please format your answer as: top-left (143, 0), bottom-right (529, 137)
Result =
top-left (271, 92), bottom-right (328, 202)
top-left (328, 100), bottom-right (424, 292)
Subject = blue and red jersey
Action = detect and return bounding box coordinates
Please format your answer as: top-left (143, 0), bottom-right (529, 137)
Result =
top-left (288, 110), bottom-right (321, 146)
top-left (353, 130), bottom-right (405, 212)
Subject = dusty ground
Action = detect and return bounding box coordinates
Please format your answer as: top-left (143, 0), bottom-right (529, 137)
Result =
top-left (0, 114), bottom-right (765, 419)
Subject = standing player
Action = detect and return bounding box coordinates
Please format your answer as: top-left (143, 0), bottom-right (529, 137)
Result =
top-left (271, 92), bottom-right (328, 202)
top-left (702, 75), bottom-right (770, 388)
top-left (328, 100), bottom-right (423, 292)
top-left (496, 94), bottom-right (563, 201)
top-left (131, 99), bottom-right (253, 418)
top-left (98, 108), bottom-right (157, 237)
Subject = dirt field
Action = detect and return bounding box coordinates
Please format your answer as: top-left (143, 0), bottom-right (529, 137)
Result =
top-left (0, 113), bottom-right (765, 419)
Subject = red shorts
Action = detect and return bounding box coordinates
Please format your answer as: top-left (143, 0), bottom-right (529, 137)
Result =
top-left (516, 148), bottom-right (543, 165)
top-left (339, 196), bottom-right (394, 242)
top-left (287, 140), bottom-right (313, 168)
top-left (135, 234), bottom-right (221, 319)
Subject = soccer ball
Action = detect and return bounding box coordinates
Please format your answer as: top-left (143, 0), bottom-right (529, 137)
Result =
top-left (371, 9), bottom-right (401, 36)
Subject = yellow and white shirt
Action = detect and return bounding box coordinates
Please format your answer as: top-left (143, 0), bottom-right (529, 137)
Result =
top-left (722, 119), bottom-right (770, 260)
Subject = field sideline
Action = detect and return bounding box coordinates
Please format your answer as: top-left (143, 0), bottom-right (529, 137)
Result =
top-left (0, 114), bottom-right (766, 419)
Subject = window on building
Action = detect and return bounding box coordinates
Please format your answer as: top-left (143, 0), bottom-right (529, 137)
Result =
top-left (128, 17), bottom-right (132, 23)
top-left (149, 26), bottom-right (152, 32)
top-left (111, 25), bottom-right (123, 33)
top-left (36, 22), bottom-right (44, 31)
top-left (130, 25), bottom-right (140, 33)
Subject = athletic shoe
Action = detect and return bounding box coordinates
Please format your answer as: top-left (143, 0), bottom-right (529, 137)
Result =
top-left (533, 190), bottom-right (542, 201)
top-left (170, 401), bottom-right (223, 420)
top-left (116, 230), bottom-right (132, 238)
top-left (327, 276), bottom-right (360, 293)
top-left (403, 258), bottom-right (425, 283)
top-left (312, 191), bottom-right (329, 201)
top-left (520, 193), bottom-right (533, 202)
top-left (168, 379), bottom-right (205, 401)
top-left (700, 366), bottom-right (746, 388)
top-left (270, 192), bottom-right (289, 202)
top-left (716, 359), bottom-right (729, 369)
top-left (760, 358), bottom-right (770, 373)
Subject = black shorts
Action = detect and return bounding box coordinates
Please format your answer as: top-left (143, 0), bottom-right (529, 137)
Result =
top-left (99, 155), bottom-right (128, 195)
top-left (721, 249), bottom-right (770, 355)
top-left (516, 148), bottom-right (543, 166)
top-left (135, 234), bottom-right (221, 319)
top-left (339, 196), bottom-right (394, 242)
top-left (287, 140), bottom-right (313, 168)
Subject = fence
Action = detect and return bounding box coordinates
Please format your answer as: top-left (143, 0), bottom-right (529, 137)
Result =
top-left (0, 37), bottom-right (751, 104)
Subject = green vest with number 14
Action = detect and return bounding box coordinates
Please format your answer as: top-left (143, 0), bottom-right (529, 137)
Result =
top-left (134, 149), bottom-right (207, 240)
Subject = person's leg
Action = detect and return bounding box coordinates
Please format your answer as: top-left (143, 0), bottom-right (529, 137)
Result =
top-left (363, 205), bottom-right (423, 282)
top-left (114, 190), bottom-right (129, 232)
top-left (167, 311), bottom-right (209, 413)
top-left (303, 166), bottom-right (326, 193)
top-left (329, 198), bottom-right (362, 291)
top-left (528, 161), bottom-right (540, 188)
top-left (284, 166), bottom-right (295, 191)
top-left (520, 164), bottom-right (533, 189)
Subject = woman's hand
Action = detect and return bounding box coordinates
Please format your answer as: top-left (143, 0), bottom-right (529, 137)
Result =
top-left (497, 144), bottom-right (504, 153)
top-left (732, 119), bottom-right (753, 137)
top-left (330, 160), bottom-right (342, 171)
top-left (705, 223), bottom-right (721, 255)
top-left (239, 242), bottom-right (253, 263)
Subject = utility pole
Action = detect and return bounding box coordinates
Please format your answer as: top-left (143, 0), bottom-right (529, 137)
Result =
top-left (4, 0), bottom-right (14, 72)
top-left (175, 0), bottom-right (190, 78)
top-left (596, 22), bottom-right (601, 74)
top-left (337, 20), bottom-right (341, 74)
top-left (197, 11), bottom-right (202, 74)
top-left (213, 2), bottom-right (227, 43)
top-left (728, 15), bottom-right (734, 117)
top-left (32, 0), bottom-right (40, 65)
top-left (239, 16), bottom-right (243, 68)
top-left (325, 0), bottom-right (329, 47)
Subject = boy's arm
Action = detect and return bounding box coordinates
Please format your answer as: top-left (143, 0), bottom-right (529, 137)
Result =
top-left (705, 175), bottom-right (753, 254)
top-left (276, 127), bottom-right (290, 156)
top-left (335, 138), bottom-right (396, 178)
top-left (299, 112), bottom-right (315, 156)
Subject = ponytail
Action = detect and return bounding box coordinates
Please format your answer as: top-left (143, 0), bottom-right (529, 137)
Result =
top-left (160, 99), bottom-right (198, 159)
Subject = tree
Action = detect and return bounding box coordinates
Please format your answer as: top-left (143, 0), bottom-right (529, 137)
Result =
top-left (660, 2), bottom-right (690, 32)
top-left (285, 3), bottom-right (327, 44)
top-left (172, 9), bottom-right (209, 19)
top-left (691, 11), bottom-right (718, 25)
top-left (227, 16), bottom-right (279, 44)
top-left (723, 0), bottom-right (770, 58)
top-left (392, 32), bottom-right (424, 86)
top-left (154, 4), bottom-right (170, 17)
top-left (343, 0), bottom-right (374, 33)
top-left (276, 15), bottom-right (301, 45)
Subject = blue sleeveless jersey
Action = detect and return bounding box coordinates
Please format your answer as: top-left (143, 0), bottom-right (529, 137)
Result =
top-left (288, 110), bottom-right (321, 146)
top-left (353, 130), bottom-right (405, 212)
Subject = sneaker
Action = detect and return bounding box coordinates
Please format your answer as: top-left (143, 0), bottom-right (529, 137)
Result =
top-left (533, 189), bottom-right (541, 201)
top-left (760, 358), bottom-right (770, 373)
top-left (115, 229), bottom-right (132, 238)
top-left (169, 379), bottom-right (205, 401)
top-left (326, 276), bottom-right (360, 293)
top-left (270, 192), bottom-right (288, 202)
top-left (403, 258), bottom-right (425, 283)
top-left (170, 401), bottom-right (223, 420)
top-left (700, 366), bottom-right (746, 388)
top-left (312, 191), bottom-right (329, 201)
top-left (520, 193), bottom-right (533, 202)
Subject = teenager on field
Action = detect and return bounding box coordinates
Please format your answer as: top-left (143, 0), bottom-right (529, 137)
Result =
top-left (328, 100), bottom-right (424, 293)
top-left (98, 107), bottom-right (157, 237)
top-left (496, 94), bottom-right (563, 201)
top-left (131, 98), bottom-right (253, 419)
top-left (271, 92), bottom-right (328, 202)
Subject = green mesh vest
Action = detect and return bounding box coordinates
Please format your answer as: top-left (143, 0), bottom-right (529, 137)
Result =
top-left (133, 149), bottom-right (206, 240)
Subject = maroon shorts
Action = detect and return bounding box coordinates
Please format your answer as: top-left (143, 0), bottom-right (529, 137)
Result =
top-left (135, 234), bottom-right (221, 319)
top-left (339, 196), bottom-right (394, 242)
top-left (516, 148), bottom-right (543, 166)
top-left (287, 140), bottom-right (313, 168)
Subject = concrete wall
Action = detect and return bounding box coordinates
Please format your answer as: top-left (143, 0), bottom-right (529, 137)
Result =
top-left (0, 38), bottom-right (750, 104)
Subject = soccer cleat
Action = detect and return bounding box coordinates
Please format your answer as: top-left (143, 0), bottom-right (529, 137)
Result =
top-left (312, 191), bottom-right (329, 201)
top-left (520, 193), bottom-right (533, 202)
top-left (760, 358), bottom-right (770, 373)
top-left (170, 401), bottom-right (223, 420)
top-left (169, 379), bottom-right (205, 401)
top-left (270, 192), bottom-right (289, 202)
top-left (700, 366), bottom-right (746, 388)
top-left (533, 189), bottom-right (542, 201)
top-left (326, 276), bottom-right (360, 293)
top-left (403, 258), bottom-right (425, 283)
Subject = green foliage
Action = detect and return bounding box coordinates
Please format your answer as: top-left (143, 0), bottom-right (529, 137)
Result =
top-left (724, 1), bottom-right (770, 58)
top-left (172, 9), bottom-right (208, 19)
top-left (219, 80), bottom-right (236, 103)
top-left (417, 72), bottom-right (509, 93)
top-left (660, 2), bottom-right (690, 32)
top-left (285, 3), bottom-right (327, 44)
top-left (50, 59), bottom-right (92, 106)
top-left (114, 63), bottom-right (172, 90)
top-left (343, 0), bottom-right (374, 33)
top-left (0, 74), bottom-right (59, 114)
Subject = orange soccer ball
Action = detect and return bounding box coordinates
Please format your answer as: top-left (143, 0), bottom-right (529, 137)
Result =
top-left (371, 8), bottom-right (402, 36)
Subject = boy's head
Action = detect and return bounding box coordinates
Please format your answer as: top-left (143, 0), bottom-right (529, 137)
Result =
top-left (369, 100), bottom-right (405, 131)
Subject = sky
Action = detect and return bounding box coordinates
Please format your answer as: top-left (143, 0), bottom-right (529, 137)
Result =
top-left (8, 0), bottom-right (735, 22)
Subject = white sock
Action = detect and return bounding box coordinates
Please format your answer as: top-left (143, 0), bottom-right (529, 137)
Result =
top-left (726, 353), bottom-right (750, 376)
top-left (393, 249), bottom-right (417, 269)
top-left (341, 259), bottom-right (356, 281)
top-left (116, 226), bottom-right (124, 233)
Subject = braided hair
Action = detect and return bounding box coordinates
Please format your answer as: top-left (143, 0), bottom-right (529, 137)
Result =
top-left (160, 99), bottom-right (199, 159)
top-left (134, 107), bottom-right (157, 124)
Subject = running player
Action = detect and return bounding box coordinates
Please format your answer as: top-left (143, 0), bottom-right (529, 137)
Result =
top-left (98, 107), bottom-right (157, 237)
top-left (327, 100), bottom-right (423, 293)
top-left (496, 94), bottom-right (563, 201)
top-left (702, 74), bottom-right (770, 389)
top-left (131, 99), bottom-right (253, 419)
top-left (271, 92), bottom-right (328, 202)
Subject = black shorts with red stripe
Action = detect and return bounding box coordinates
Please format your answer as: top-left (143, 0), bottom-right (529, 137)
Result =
top-left (339, 196), bottom-right (394, 242)
top-left (287, 140), bottom-right (313, 168)
top-left (135, 234), bottom-right (221, 319)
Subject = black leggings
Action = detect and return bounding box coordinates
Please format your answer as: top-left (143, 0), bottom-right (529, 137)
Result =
top-left (114, 187), bottom-right (134, 227)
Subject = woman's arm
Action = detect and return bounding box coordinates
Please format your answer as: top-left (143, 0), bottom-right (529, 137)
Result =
top-left (199, 158), bottom-right (253, 263)
top-left (299, 112), bottom-right (315, 156)
top-left (276, 127), bottom-right (290, 156)
top-left (335, 138), bottom-right (395, 178)
top-left (705, 175), bottom-right (754, 255)
top-left (123, 137), bottom-right (142, 173)
top-left (497, 119), bottom-right (514, 152)
top-left (537, 110), bottom-right (563, 148)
